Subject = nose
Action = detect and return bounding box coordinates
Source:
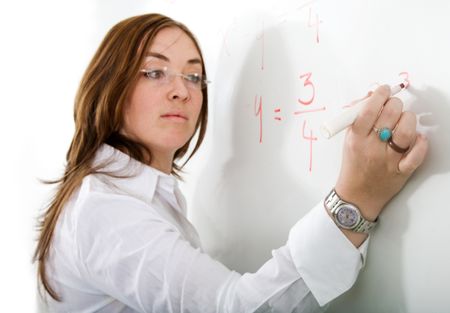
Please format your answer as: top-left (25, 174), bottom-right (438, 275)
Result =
top-left (167, 75), bottom-right (190, 102)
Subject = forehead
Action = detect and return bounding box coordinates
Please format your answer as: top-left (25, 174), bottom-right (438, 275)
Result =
top-left (146, 27), bottom-right (201, 64)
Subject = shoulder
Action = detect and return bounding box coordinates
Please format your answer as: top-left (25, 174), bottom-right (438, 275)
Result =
top-left (71, 174), bottom-right (179, 262)
top-left (71, 173), bottom-right (176, 243)
top-left (73, 174), bottom-right (165, 227)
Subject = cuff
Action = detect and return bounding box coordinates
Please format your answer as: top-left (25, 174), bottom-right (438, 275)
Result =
top-left (287, 202), bottom-right (369, 306)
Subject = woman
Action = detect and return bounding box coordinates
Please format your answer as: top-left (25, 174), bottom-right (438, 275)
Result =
top-left (34, 13), bottom-right (428, 312)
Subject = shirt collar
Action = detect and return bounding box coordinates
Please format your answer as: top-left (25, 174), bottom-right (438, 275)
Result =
top-left (91, 143), bottom-right (179, 205)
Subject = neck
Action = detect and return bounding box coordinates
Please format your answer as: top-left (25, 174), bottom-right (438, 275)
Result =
top-left (149, 152), bottom-right (174, 175)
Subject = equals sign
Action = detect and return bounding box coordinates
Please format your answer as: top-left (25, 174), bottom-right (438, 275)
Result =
top-left (274, 108), bottom-right (282, 121)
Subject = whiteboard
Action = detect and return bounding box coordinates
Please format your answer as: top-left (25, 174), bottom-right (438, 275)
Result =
top-left (16, 0), bottom-right (449, 312)
top-left (184, 0), bottom-right (450, 312)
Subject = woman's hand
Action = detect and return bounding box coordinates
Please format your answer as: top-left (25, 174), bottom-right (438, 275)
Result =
top-left (335, 85), bottom-right (428, 221)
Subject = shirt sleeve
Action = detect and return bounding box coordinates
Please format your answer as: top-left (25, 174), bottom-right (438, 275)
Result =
top-left (75, 192), bottom-right (368, 313)
top-left (287, 201), bottom-right (369, 306)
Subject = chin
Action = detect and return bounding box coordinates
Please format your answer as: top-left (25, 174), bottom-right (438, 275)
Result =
top-left (160, 138), bottom-right (191, 152)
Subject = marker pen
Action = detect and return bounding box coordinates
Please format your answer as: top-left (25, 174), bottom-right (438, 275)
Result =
top-left (320, 83), bottom-right (408, 139)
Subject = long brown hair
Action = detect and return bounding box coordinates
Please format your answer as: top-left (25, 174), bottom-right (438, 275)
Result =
top-left (33, 13), bottom-right (208, 301)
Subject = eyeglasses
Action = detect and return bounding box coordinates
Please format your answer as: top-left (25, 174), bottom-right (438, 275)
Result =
top-left (140, 66), bottom-right (210, 90)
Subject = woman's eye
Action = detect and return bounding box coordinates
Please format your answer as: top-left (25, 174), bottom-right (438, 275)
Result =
top-left (186, 74), bottom-right (201, 84)
top-left (145, 69), bottom-right (165, 79)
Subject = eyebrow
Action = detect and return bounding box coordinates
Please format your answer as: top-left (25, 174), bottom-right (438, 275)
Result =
top-left (146, 52), bottom-right (202, 65)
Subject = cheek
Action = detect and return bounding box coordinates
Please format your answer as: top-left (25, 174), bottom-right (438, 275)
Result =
top-left (123, 90), bottom-right (160, 135)
top-left (192, 94), bottom-right (203, 120)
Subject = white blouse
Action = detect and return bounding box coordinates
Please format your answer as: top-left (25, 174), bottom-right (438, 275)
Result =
top-left (45, 143), bottom-right (368, 312)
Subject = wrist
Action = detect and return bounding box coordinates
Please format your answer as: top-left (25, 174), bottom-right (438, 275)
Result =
top-left (324, 188), bottom-right (378, 233)
top-left (334, 186), bottom-right (383, 221)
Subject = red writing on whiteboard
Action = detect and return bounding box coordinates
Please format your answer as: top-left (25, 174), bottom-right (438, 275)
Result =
top-left (302, 120), bottom-right (318, 172)
top-left (342, 72), bottom-right (412, 109)
top-left (308, 7), bottom-right (322, 44)
top-left (274, 108), bottom-right (282, 121)
top-left (295, 71), bottom-right (326, 114)
top-left (253, 72), bottom-right (327, 171)
top-left (296, 71), bottom-right (325, 172)
top-left (298, 72), bottom-right (315, 105)
top-left (254, 95), bottom-right (263, 143)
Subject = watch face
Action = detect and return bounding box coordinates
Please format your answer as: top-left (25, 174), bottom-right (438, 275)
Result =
top-left (336, 205), bottom-right (360, 228)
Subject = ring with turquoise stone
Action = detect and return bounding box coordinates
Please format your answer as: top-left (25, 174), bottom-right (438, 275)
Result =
top-left (373, 127), bottom-right (392, 142)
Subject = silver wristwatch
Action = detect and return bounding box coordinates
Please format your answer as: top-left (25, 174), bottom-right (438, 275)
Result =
top-left (324, 189), bottom-right (378, 233)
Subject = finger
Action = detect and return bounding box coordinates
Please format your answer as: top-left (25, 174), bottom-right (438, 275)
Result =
top-left (387, 111), bottom-right (417, 159)
top-left (373, 97), bottom-right (403, 137)
top-left (398, 134), bottom-right (428, 176)
top-left (353, 85), bottom-right (391, 136)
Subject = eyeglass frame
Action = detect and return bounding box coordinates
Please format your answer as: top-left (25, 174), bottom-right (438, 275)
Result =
top-left (139, 66), bottom-right (211, 90)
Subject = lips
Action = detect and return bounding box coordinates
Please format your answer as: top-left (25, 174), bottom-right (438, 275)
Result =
top-left (161, 112), bottom-right (188, 120)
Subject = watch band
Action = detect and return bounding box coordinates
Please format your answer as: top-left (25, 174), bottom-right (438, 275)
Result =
top-left (324, 189), bottom-right (378, 233)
